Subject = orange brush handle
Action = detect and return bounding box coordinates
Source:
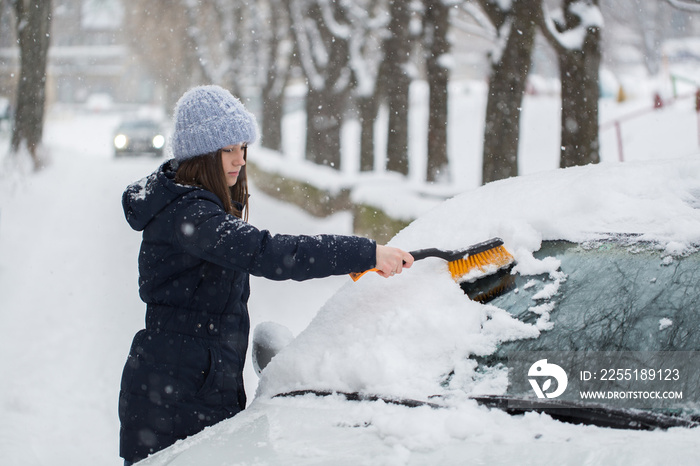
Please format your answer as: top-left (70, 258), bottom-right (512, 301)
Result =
top-left (349, 249), bottom-right (434, 281)
top-left (348, 239), bottom-right (511, 282)
top-left (349, 268), bottom-right (379, 281)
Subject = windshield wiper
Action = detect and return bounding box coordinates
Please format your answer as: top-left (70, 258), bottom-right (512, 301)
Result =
top-left (275, 390), bottom-right (698, 430)
top-left (274, 389), bottom-right (443, 409)
top-left (471, 394), bottom-right (699, 430)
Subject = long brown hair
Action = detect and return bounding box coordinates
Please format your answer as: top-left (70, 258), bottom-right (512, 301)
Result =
top-left (174, 150), bottom-right (249, 221)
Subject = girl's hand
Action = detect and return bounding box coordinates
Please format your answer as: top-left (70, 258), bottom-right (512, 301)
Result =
top-left (375, 245), bottom-right (414, 278)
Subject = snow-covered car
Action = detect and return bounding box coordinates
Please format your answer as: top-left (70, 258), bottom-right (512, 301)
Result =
top-left (113, 119), bottom-right (166, 158)
top-left (138, 157), bottom-right (700, 465)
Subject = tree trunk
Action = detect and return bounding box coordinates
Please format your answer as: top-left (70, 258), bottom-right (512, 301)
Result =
top-left (305, 85), bottom-right (346, 168)
top-left (558, 0), bottom-right (601, 168)
top-left (302, 50), bottom-right (349, 169)
top-left (292, 1), bottom-right (350, 170)
top-left (424, 0), bottom-right (450, 183)
top-left (261, 94), bottom-right (284, 151)
top-left (357, 95), bottom-right (378, 171)
top-left (260, 0), bottom-right (290, 152)
top-left (481, 0), bottom-right (537, 185)
top-left (378, 0), bottom-right (412, 176)
top-left (11, 0), bottom-right (52, 170)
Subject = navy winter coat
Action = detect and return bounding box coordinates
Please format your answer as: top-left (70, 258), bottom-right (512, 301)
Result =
top-left (119, 160), bottom-right (376, 462)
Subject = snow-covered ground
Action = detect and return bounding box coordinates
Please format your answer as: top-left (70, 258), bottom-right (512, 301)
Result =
top-left (0, 72), bottom-right (699, 465)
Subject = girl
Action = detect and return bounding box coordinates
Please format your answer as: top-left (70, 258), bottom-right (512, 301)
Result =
top-left (118, 85), bottom-right (413, 464)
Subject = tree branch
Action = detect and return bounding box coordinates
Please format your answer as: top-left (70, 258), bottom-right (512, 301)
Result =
top-left (665, 0), bottom-right (700, 12)
top-left (456, 1), bottom-right (498, 41)
top-left (536, 1), bottom-right (567, 55)
top-left (537, 1), bottom-right (603, 53)
top-left (475, 0), bottom-right (508, 29)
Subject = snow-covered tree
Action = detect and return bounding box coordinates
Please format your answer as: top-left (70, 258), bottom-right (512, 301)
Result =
top-left (540, 0), bottom-right (602, 168)
top-left (124, 0), bottom-right (199, 108)
top-left (423, 0), bottom-right (453, 182)
top-left (466, 0), bottom-right (603, 180)
top-left (477, 0), bottom-right (538, 184)
top-left (377, 0), bottom-right (419, 175)
top-left (9, 0), bottom-right (52, 170)
top-left (601, 0), bottom-right (687, 77)
top-left (257, 0), bottom-right (294, 151)
top-left (185, 0), bottom-right (252, 95)
top-left (124, 0), bottom-right (255, 109)
top-left (288, 0), bottom-right (355, 169)
top-left (602, 0), bottom-right (700, 81)
top-left (345, 0), bottom-right (389, 172)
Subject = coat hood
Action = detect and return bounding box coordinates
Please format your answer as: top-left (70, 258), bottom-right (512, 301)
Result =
top-left (122, 160), bottom-right (197, 231)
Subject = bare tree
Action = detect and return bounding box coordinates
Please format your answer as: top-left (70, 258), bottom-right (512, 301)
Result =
top-left (123, 1), bottom-right (289, 150)
top-left (123, 0), bottom-right (200, 108)
top-left (10, 0), bottom-right (52, 170)
top-left (601, 0), bottom-right (683, 77)
top-left (478, 0), bottom-right (538, 184)
top-left (124, 0), bottom-right (255, 110)
top-left (540, 0), bottom-right (602, 168)
top-left (180, 0), bottom-right (250, 96)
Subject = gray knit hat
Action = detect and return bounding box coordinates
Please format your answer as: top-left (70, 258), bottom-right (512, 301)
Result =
top-left (170, 85), bottom-right (258, 161)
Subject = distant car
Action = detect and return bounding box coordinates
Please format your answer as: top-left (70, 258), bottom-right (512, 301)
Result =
top-left (113, 119), bottom-right (166, 158)
top-left (136, 157), bottom-right (700, 465)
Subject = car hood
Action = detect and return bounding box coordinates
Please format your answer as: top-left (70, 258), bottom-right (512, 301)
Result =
top-left (137, 392), bottom-right (700, 466)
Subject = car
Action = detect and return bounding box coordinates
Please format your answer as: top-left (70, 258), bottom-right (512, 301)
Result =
top-left (138, 156), bottom-right (700, 465)
top-left (113, 119), bottom-right (166, 158)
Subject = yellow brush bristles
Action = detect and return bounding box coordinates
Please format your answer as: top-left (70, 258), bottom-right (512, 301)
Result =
top-left (350, 239), bottom-right (514, 283)
top-left (448, 245), bottom-right (514, 280)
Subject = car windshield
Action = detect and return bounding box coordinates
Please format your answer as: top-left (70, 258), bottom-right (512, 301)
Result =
top-left (467, 239), bottom-right (700, 417)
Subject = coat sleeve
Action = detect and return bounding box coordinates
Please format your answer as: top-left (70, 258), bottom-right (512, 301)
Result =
top-left (173, 191), bottom-right (376, 281)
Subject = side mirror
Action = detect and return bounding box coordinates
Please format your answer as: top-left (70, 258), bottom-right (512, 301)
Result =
top-left (252, 322), bottom-right (294, 376)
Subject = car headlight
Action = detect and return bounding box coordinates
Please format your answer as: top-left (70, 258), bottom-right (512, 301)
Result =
top-left (114, 134), bottom-right (128, 149)
top-left (152, 134), bottom-right (165, 149)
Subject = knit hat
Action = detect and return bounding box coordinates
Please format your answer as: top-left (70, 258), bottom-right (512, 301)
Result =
top-left (170, 85), bottom-right (258, 161)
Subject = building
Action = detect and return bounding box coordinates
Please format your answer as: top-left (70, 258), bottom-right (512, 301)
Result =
top-left (0, 0), bottom-right (158, 108)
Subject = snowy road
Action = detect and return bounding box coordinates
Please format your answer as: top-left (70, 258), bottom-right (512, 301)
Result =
top-left (0, 112), bottom-right (350, 465)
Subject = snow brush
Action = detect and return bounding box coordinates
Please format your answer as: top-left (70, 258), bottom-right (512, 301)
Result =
top-left (350, 237), bottom-right (515, 287)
